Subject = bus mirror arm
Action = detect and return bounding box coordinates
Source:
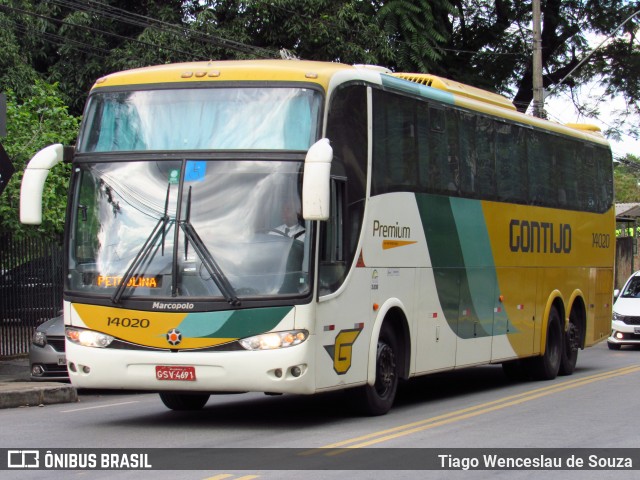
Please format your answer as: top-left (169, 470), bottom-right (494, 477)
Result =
top-left (302, 138), bottom-right (333, 221)
top-left (20, 144), bottom-right (65, 225)
top-left (63, 145), bottom-right (75, 163)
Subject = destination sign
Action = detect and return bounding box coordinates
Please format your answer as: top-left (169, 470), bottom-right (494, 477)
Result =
top-left (96, 275), bottom-right (162, 288)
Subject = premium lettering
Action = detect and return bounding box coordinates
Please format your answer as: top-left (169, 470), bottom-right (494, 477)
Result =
top-left (373, 220), bottom-right (411, 239)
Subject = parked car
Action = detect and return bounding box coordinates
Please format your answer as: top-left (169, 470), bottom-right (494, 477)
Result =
top-left (1, 255), bottom-right (63, 322)
top-left (29, 314), bottom-right (69, 381)
top-left (608, 270), bottom-right (640, 350)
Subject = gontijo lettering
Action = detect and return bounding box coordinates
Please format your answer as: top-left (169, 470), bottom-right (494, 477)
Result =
top-left (509, 219), bottom-right (571, 254)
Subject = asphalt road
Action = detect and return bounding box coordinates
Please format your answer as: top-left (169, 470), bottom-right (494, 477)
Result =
top-left (1, 341), bottom-right (639, 480)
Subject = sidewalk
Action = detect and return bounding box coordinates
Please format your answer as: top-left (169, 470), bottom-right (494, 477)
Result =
top-left (0, 357), bottom-right (77, 409)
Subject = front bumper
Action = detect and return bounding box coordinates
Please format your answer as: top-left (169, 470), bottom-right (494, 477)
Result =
top-left (29, 340), bottom-right (69, 382)
top-left (607, 319), bottom-right (640, 346)
top-left (66, 335), bottom-right (317, 394)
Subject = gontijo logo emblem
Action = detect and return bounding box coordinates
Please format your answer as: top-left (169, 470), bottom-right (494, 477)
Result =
top-left (166, 328), bottom-right (182, 346)
top-left (373, 220), bottom-right (417, 250)
top-left (324, 328), bottom-right (362, 374)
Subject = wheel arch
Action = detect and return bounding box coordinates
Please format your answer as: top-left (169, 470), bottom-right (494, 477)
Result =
top-left (367, 299), bottom-right (411, 385)
top-left (540, 290), bottom-right (565, 355)
top-left (567, 290), bottom-right (587, 349)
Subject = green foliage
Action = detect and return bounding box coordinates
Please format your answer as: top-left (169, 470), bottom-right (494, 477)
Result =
top-left (0, 2), bottom-right (40, 100)
top-left (378, 0), bottom-right (454, 72)
top-left (2, 0), bottom-right (640, 243)
top-left (614, 154), bottom-right (640, 203)
top-left (0, 81), bottom-right (80, 239)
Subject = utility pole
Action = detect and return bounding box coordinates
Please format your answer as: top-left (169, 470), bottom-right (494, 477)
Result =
top-left (532, 0), bottom-right (545, 118)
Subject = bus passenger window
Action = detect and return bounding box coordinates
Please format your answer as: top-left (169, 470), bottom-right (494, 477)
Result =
top-left (458, 112), bottom-right (477, 195)
top-left (527, 131), bottom-right (555, 207)
top-left (445, 110), bottom-right (460, 193)
top-left (475, 116), bottom-right (495, 198)
top-left (496, 123), bottom-right (527, 204)
top-left (428, 106), bottom-right (447, 193)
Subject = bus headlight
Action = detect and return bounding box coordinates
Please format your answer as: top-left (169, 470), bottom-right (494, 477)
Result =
top-left (239, 330), bottom-right (308, 351)
top-left (66, 328), bottom-right (114, 348)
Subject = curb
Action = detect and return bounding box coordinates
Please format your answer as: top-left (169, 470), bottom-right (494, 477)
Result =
top-left (0, 382), bottom-right (78, 409)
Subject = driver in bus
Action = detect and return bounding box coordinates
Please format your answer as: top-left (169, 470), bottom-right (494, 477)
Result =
top-left (271, 201), bottom-right (305, 240)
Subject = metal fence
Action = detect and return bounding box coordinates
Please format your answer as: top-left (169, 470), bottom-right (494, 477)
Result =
top-left (0, 234), bottom-right (63, 357)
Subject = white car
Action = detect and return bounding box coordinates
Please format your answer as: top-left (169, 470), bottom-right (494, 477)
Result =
top-left (608, 271), bottom-right (640, 350)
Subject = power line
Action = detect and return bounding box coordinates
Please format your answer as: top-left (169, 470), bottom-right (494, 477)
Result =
top-left (1, 1), bottom-right (279, 61)
top-left (49, 0), bottom-right (278, 58)
top-left (0, 16), bottom-right (111, 59)
top-left (545, 9), bottom-right (640, 99)
top-left (0, 3), bottom-right (202, 60)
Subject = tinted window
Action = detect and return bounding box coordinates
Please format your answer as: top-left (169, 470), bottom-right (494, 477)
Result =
top-left (370, 87), bottom-right (612, 213)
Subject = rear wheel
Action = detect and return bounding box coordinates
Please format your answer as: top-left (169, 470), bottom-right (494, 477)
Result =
top-left (349, 323), bottom-right (399, 416)
top-left (559, 311), bottom-right (580, 376)
top-left (526, 306), bottom-right (562, 380)
top-left (159, 392), bottom-right (210, 411)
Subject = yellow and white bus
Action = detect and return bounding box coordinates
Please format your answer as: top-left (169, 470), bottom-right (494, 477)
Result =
top-left (20, 60), bottom-right (614, 415)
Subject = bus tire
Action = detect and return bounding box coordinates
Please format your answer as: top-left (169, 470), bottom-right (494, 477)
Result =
top-left (349, 322), bottom-right (399, 416)
top-left (159, 392), bottom-right (210, 411)
top-left (559, 312), bottom-right (579, 376)
top-left (526, 306), bottom-right (562, 380)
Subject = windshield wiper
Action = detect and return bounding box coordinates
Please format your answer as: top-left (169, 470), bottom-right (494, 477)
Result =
top-left (111, 215), bottom-right (170, 304)
top-left (111, 184), bottom-right (172, 304)
top-left (180, 186), bottom-right (240, 306)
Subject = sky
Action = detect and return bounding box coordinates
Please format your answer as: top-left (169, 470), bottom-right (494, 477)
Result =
top-left (542, 85), bottom-right (639, 161)
top-left (534, 24), bottom-right (640, 161)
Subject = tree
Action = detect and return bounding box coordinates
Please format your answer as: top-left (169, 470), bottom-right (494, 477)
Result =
top-left (434, 1), bottom-right (640, 141)
top-left (0, 81), bottom-right (80, 239)
top-left (614, 154), bottom-right (640, 202)
top-left (0, 0), bottom-right (40, 100)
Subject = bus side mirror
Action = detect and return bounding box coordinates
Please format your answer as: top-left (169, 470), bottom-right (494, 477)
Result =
top-left (302, 138), bottom-right (333, 221)
top-left (20, 144), bottom-right (65, 224)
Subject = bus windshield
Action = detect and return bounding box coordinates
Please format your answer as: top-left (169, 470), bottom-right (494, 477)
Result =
top-left (68, 159), bottom-right (311, 301)
top-left (78, 87), bottom-right (322, 152)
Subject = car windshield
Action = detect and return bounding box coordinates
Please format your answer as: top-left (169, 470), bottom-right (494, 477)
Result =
top-left (68, 159), bottom-right (311, 302)
top-left (620, 276), bottom-right (640, 298)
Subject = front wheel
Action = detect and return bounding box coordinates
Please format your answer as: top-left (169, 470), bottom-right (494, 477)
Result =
top-left (349, 323), bottom-right (399, 416)
top-left (159, 392), bottom-right (210, 411)
top-left (607, 341), bottom-right (622, 350)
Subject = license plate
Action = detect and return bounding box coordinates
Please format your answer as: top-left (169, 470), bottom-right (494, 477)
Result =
top-left (57, 356), bottom-right (67, 366)
top-left (155, 365), bottom-right (196, 381)
top-left (634, 327), bottom-right (640, 334)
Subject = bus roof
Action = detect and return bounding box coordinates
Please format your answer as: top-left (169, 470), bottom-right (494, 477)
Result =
top-left (91, 59), bottom-right (353, 90)
top-left (91, 59), bottom-right (609, 148)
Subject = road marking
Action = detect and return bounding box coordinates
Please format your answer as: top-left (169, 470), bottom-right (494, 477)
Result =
top-left (306, 364), bottom-right (640, 453)
top-left (60, 400), bottom-right (141, 412)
